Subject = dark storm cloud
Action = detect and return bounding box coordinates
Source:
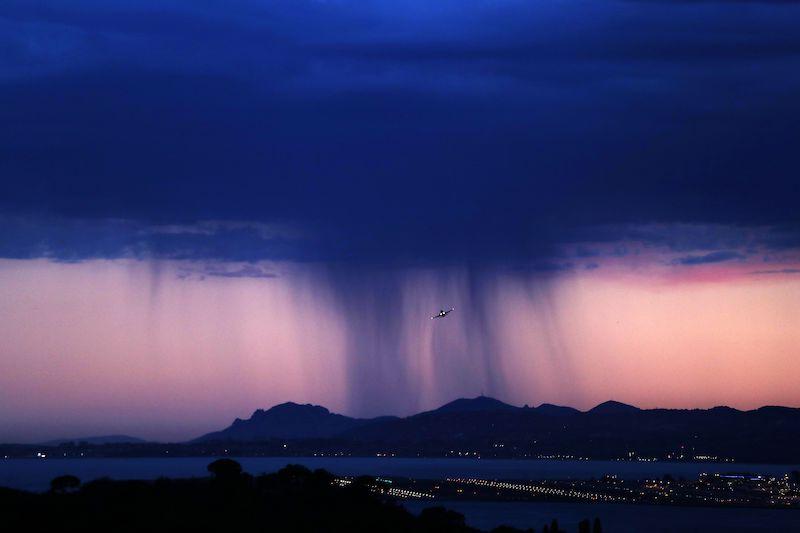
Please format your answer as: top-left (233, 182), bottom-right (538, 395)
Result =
top-left (750, 268), bottom-right (800, 274)
top-left (1, 0), bottom-right (800, 264)
top-left (176, 263), bottom-right (279, 280)
top-left (634, 0), bottom-right (800, 4)
top-left (204, 265), bottom-right (278, 279)
top-left (0, 215), bottom-right (317, 262)
top-left (674, 250), bottom-right (747, 265)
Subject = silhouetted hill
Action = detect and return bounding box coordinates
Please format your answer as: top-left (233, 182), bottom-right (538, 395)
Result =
top-left (428, 396), bottom-right (519, 414)
top-left (756, 406), bottom-right (798, 415)
top-left (193, 402), bottom-right (395, 442)
top-left (42, 435), bottom-right (147, 446)
top-left (535, 404), bottom-right (581, 416)
top-left (708, 406), bottom-right (741, 414)
top-left (347, 401), bottom-right (800, 462)
top-left (588, 401), bottom-right (640, 415)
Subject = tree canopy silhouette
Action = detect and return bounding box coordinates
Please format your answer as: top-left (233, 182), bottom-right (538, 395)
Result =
top-left (207, 458), bottom-right (243, 479)
top-left (0, 462), bottom-right (598, 533)
top-left (49, 475), bottom-right (80, 494)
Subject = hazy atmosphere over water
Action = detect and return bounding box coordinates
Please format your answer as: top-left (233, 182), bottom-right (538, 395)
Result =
top-left (2, 0), bottom-right (800, 442)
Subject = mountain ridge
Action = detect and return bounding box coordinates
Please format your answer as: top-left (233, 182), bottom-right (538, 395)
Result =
top-left (12, 397), bottom-right (800, 462)
top-left (424, 395), bottom-right (518, 414)
top-left (193, 402), bottom-right (397, 442)
top-left (190, 396), bottom-right (800, 463)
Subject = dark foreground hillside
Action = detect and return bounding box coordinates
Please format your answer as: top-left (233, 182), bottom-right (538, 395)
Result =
top-left (0, 460), bottom-right (599, 533)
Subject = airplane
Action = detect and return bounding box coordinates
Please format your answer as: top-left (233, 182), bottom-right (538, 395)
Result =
top-left (431, 307), bottom-right (454, 319)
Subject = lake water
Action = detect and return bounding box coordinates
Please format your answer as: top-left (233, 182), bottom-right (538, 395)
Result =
top-left (2, 457), bottom-right (798, 531)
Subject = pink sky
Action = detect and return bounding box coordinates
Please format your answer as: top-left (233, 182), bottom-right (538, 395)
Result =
top-left (1, 257), bottom-right (799, 442)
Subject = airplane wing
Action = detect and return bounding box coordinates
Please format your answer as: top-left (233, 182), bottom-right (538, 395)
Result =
top-left (432, 308), bottom-right (453, 319)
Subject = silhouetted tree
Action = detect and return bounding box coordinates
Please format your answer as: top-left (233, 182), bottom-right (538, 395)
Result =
top-left (578, 518), bottom-right (591, 533)
top-left (50, 475), bottom-right (80, 493)
top-left (4, 464), bottom-right (559, 533)
top-left (550, 519), bottom-right (559, 533)
top-left (593, 517), bottom-right (603, 533)
top-left (207, 458), bottom-right (243, 481)
top-left (419, 506), bottom-right (467, 530)
top-left (491, 526), bottom-right (533, 533)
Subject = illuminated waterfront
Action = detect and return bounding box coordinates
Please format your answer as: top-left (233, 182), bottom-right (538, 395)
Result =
top-left (438, 473), bottom-right (800, 508)
top-left (335, 471), bottom-right (800, 509)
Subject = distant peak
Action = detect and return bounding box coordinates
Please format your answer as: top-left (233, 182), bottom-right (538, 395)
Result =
top-left (709, 406), bottom-right (740, 413)
top-left (251, 402), bottom-right (331, 419)
top-left (433, 396), bottom-right (517, 413)
top-left (754, 405), bottom-right (799, 414)
top-left (589, 400), bottom-right (640, 414)
top-left (275, 401), bottom-right (328, 411)
top-left (535, 403), bottom-right (580, 416)
top-left (192, 401), bottom-right (357, 442)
